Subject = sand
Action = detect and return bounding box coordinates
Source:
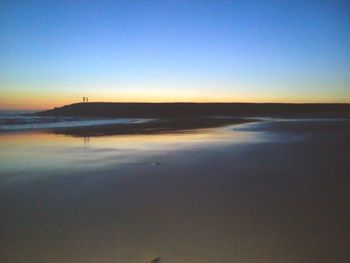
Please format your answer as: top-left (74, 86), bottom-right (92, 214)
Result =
top-left (1, 118), bottom-right (350, 263)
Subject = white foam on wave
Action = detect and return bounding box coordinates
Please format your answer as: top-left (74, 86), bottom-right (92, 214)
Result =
top-left (0, 115), bottom-right (152, 131)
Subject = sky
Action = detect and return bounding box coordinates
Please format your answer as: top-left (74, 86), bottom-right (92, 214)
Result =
top-left (1, 0), bottom-right (350, 110)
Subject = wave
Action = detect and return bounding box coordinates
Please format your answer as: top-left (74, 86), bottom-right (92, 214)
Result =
top-left (0, 114), bottom-right (151, 131)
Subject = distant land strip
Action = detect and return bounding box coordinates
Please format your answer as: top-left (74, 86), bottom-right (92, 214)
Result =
top-left (36, 102), bottom-right (350, 118)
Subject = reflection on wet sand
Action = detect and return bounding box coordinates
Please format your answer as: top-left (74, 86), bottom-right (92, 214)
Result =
top-left (0, 123), bottom-right (257, 177)
top-left (83, 136), bottom-right (90, 147)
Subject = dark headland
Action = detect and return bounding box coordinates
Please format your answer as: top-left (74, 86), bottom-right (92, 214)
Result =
top-left (37, 102), bottom-right (350, 118)
top-left (32, 102), bottom-right (350, 136)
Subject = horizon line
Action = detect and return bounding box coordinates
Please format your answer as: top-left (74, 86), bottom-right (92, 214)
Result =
top-left (2, 101), bottom-right (350, 112)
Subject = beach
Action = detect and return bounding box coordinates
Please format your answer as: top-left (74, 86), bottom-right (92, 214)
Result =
top-left (1, 118), bottom-right (350, 262)
top-left (3, 0), bottom-right (350, 261)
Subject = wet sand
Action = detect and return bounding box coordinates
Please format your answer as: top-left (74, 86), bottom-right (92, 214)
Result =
top-left (49, 117), bottom-right (252, 137)
top-left (1, 118), bottom-right (350, 262)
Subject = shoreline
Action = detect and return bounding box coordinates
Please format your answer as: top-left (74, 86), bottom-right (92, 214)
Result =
top-left (2, 112), bottom-right (350, 136)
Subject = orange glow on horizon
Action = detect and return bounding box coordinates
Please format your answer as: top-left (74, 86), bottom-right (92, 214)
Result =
top-left (1, 95), bottom-right (349, 111)
top-left (1, 88), bottom-right (349, 110)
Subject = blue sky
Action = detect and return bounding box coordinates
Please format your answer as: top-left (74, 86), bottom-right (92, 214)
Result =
top-left (1, 0), bottom-right (349, 109)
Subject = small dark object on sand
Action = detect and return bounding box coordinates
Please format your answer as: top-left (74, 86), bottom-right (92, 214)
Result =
top-left (150, 257), bottom-right (161, 263)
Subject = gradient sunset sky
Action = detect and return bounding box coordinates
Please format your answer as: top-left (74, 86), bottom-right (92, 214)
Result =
top-left (1, 0), bottom-right (349, 110)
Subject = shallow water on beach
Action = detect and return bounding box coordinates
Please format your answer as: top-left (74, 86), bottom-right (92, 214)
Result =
top-left (1, 119), bottom-right (350, 263)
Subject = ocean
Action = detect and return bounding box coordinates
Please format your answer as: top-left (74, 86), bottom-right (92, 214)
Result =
top-left (0, 111), bottom-right (151, 132)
